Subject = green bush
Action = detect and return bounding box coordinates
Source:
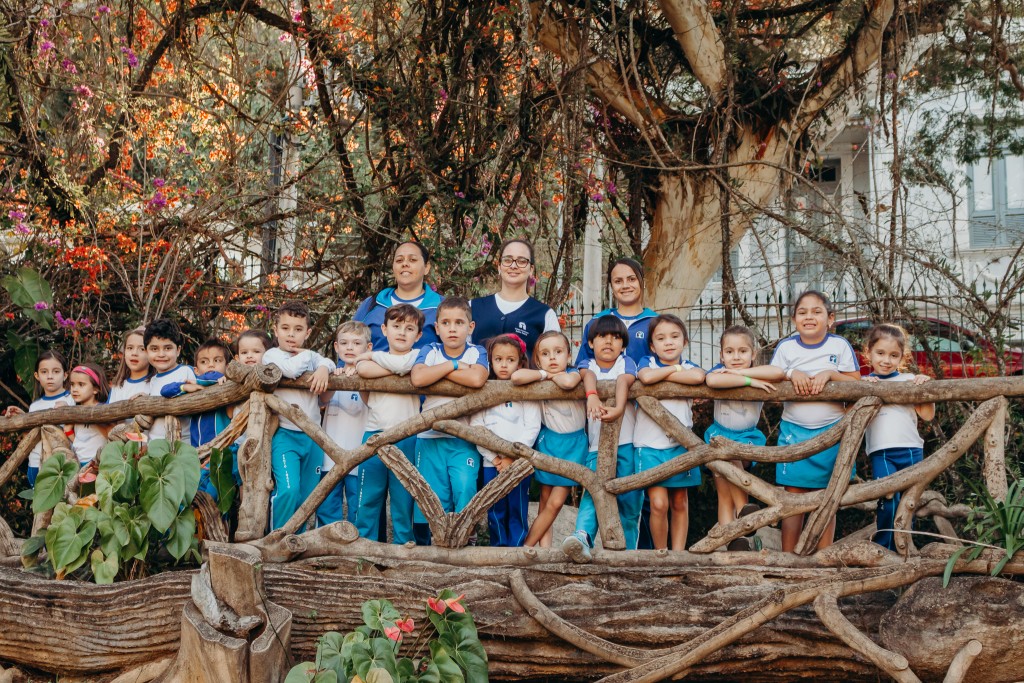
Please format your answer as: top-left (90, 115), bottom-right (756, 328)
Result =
top-left (20, 437), bottom-right (202, 582)
top-left (287, 590), bottom-right (489, 683)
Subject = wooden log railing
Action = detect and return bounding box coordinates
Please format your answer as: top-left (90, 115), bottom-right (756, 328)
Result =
top-left (0, 362), bottom-right (1020, 559)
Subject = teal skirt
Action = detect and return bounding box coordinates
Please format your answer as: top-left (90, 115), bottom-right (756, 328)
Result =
top-left (635, 445), bottom-right (701, 488)
top-left (776, 419), bottom-right (854, 488)
top-left (534, 426), bottom-right (589, 487)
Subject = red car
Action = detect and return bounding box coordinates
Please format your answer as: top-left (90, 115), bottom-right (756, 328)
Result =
top-left (834, 318), bottom-right (1024, 377)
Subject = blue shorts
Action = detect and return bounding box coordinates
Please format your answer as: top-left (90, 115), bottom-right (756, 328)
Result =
top-left (414, 437), bottom-right (480, 522)
top-left (534, 426), bottom-right (589, 487)
top-left (776, 419), bottom-right (854, 489)
top-left (635, 445), bottom-right (701, 488)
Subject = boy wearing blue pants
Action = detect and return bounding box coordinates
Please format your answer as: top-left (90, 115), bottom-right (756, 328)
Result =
top-left (410, 297), bottom-right (489, 545)
top-left (352, 304), bottom-right (424, 543)
top-left (317, 321), bottom-right (371, 526)
top-left (263, 301), bottom-right (333, 531)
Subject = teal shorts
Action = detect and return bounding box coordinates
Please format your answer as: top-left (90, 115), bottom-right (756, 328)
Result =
top-left (534, 426), bottom-right (589, 487)
top-left (636, 445), bottom-right (701, 488)
top-left (776, 419), bottom-right (854, 489)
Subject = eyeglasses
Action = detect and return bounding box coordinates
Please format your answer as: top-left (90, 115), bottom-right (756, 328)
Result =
top-left (500, 256), bottom-right (532, 268)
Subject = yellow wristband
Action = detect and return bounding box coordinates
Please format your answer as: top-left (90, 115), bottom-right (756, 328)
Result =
top-left (675, 364), bottom-right (684, 373)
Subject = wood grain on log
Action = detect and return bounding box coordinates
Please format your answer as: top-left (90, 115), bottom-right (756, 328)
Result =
top-left (235, 393), bottom-right (275, 542)
top-left (0, 428), bottom-right (39, 488)
top-left (981, 397), bottom-right (1008, 502)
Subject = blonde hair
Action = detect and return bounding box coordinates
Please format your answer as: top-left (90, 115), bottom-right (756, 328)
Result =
top-left (335, 320), bottom-right (371, 343)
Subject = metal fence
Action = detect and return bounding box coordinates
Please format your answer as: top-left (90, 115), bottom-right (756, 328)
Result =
top-left (555, 291), bottom-right (1024, 371)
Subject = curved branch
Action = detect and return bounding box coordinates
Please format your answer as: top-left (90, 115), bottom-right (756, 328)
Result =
top-left (657, 0), bottom-right (727, 99)
top-left (943, 639), bottom-right (983, 683)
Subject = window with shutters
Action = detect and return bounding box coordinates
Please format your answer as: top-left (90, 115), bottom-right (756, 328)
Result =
top-left (968, 155), bottom-right (1024, 248)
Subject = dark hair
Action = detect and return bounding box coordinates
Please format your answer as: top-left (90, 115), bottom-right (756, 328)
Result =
top-left (532, 330), bottom-right (571, 368)
top-left (487, 334), bottom-right (527, 378)
top-left (112, 326), bottom-right (149, 387)
top-left (720, 325), bottom-right (758, 355)
top-left (275, 300), bottom-right (311, 326)
top-left (395, 240), bottom-right (430, 264)
top-left (499, 238), bottom-right (534, 264)
top-left (607, 256), bottom-right (644, 287)
top-left (384, 303), bottom-right (425, 331)
top-left (71, 362), bottom-right (110, 404)
top-left (197, 337), bottom-right (232, 363)
top-left (233, 329), bottom-right (273, 355)
top-left (647, 314), bottom-right (689, 351)
top-left (587, 315), bottom-right (629, 346)
top-left (144, 318), bottom-right (184, 347)
top-left (791, 289), bottom-right (834, 317)
top-left (864, 323), bottom-right (911, 367)
top-left (437, 296), bottom-right (472, 320)
top-left (33, 349), bottom-right (69, 399)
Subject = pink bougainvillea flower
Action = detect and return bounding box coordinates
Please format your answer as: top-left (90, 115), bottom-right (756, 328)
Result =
top-left (383, 626), bottom-right (402, 641)
top-left (397, 617), bottom-right (414, 633)
top-left (427, 597), bottom-right (446, 614)
top-left (444, 595), bottom-right (466, 613)
top-left (34, 301), bottom-right (49, 310)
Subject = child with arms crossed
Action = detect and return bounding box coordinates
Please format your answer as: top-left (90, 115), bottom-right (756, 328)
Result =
top-left (635, 315), bottom-right (706, 551)
top-left (263, 301), bottom-right (333, 531)
top-left (410, 297), bottom-right (488, 545)
top-left (353, 304), bottom-right (424, 544)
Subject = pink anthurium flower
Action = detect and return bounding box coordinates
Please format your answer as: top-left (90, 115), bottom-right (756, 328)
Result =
top-left (397, 617), bottom-right (415, 633)
top-left (427, 597), bottom-right (446, 614)
top-left (384, 626), bottom-right (402, 641)
top-left (444, 595), bottom-right (466, 613)
top-left (125, 431), bottom-right (147, 442)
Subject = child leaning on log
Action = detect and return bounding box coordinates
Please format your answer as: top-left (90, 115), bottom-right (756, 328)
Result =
top-left (861, 323), bottom-right (934, 552)
top-left (704, 325), bottom-right (782, 548)
top-left (769, 290), bottom-right (860, 553)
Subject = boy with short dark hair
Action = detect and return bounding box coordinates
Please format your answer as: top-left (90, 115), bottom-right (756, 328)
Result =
top-left (410, 297), bottom-right (488, 544)
top-left (352, 304), bottom-right (425, 543)
top-left (160, 337), bottom-right (233, 447)
top-left (317, 320), bottom-right (371, 527)
top-left (144, 318), bottom-right (196, 442)
top-left (262, 300), bottom-right (333, 530)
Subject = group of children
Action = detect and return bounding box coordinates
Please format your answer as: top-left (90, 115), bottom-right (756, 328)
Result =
top-left (3, 289), bottom-right (933, 556)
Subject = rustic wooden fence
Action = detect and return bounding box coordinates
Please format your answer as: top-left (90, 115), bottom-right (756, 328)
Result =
top-left (0, 363), bottom-right (1022, 683)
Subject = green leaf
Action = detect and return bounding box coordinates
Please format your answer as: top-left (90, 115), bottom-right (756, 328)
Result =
top-left (32, 454), bottom-right (79, 514)
top-left (284, 664), bottom-right (319, 683)
top-left (173, 441), bottom-right (202, 503)
top-left (395, 657), bottom-right (415, 682)
top-left (165, 506), bottom-right (197, 561)
top-left (310, 672), bottom-right (338, 683)
top-left (943, 546), bottom-right (969, 588)
top-left (361, 599), bottom-right (401, 632)
top-left (2, 268), bottom-right (54, 329)
top-left (96, 469), bottom-right (125, 513)
top-left (20, 534), bottom-right (45, 568)
top-left (12, 338), bottom-right (39, 397)
top-left (210, 447), bottom-right (237, 514)
top-left (437, 633), bottom-right (487, 683)
top-left (97, 510), bottom-right (130, 558)
top-left (138, 450), bottom-right (187, 532)
top-left (45, 514), bottom-right (89, 575)
top-left (99, 442), bottom-right (140, 501)
top-left (90, 548), bottom-right (119, 584)
top-left (350, 639), bottom-right (399, 681)
top-left (365, 668), bottom-right (394, 683)
top-left (427, 642), bottom-right (465, 683)
top-left (317, 632), bottom-right (346, 675)
top-left (416, 662), bottom-right (441, 683)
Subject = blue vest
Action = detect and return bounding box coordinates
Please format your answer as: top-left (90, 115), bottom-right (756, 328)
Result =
top-left (575, 307), bottom-right (658, 366)
top-left (470, 295), bottom-right (552, 356)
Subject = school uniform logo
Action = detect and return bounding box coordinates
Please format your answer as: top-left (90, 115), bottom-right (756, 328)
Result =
top-left (636, 331), bottom-right (645, 339)
top-left (517, 321), bottom-right (529, 337)
top-left (829, 354), bottom-right (838, 364)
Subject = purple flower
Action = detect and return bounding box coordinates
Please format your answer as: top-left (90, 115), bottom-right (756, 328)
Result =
top-left (590, 192), bottom-right (604, 202)
top-left (74, 84), bottom-right (93, 98)
top-left (34, 301), bottom-right (49, 311)
top-left (39, 40), bottom-right (55, 53)
top-left (8, 210), bottom-right (26, 221)
top-left (79, 318), bottom-right (91, 328)
top-left (438, 87), bottom-right (448, 103)
top-left (254, 304), bottom-right (268, 313)
top-left (98, 5), bottom-right (110, 13)
top-left (454, 191), bottom-right (465, 199)
top-left (292, 11), bottom-right (303, 22)
top-left (885, 71), bottom-right (897, 80)
top-left (606, 181), bottom-right (617, 196)
top-left (61, 58), bottom-right (77, 73)
top-left (15, 223), bottom-right (31, 235)
top-left (40, 19), bottom-right (50, 27)
top-left (152, 177), bottom-right (165, 188)
top-left (147, 192), bottom-right (167, 210)
top-left (121, 46), bottom-right (138, 68)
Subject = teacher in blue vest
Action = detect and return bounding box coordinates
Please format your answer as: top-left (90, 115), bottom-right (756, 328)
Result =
top-left (353, 240), bottom-right (443, 352)
top-left (470, 238), bottom-right (560, 356)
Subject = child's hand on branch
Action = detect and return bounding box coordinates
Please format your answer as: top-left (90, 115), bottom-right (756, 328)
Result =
top-left (310, 366), bottom-right (330, 394)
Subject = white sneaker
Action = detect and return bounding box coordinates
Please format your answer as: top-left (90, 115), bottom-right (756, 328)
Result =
top-left (561, 531), bottom-right (592, 563)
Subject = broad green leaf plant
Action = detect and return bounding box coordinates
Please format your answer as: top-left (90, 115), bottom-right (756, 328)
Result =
top-left (286, 590), bottom-right (489, 683)
top-left (943, 477), bottom-right (1024, 587)
top-left (21, 436), bottom-right (202, 583)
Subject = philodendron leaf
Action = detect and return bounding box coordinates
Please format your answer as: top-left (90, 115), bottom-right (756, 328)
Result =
top-left (165, 506), bottom-right (197, 561)
top-left (33, 453), bottom-right (79, 514)
top-left (138, 450), bottom-right (186, 532)
top-left (90, 548), bottom-right (119, 584)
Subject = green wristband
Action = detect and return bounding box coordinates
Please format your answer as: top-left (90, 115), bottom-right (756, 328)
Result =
top-left (743, 375), bottom-right (752, 386)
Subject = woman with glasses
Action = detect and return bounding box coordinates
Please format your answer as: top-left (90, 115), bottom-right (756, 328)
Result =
top-left (353, 240), bottom-right (444, 352)
top-left (470, 238), bottom-right (560, 357)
